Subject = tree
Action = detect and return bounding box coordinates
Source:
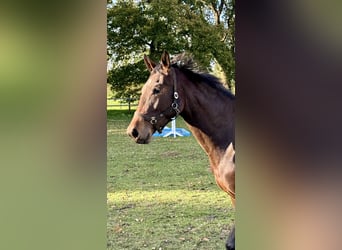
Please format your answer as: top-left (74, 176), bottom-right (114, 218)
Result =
top-left (107, 0), bottom-right (235, 99)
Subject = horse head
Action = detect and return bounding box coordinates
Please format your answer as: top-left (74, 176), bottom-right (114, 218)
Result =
top-left (127, 51), bottom-right (183, 144)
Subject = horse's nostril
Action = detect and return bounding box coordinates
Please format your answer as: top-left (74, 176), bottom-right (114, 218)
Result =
top-left (131, 128), bottom-right (139, 138)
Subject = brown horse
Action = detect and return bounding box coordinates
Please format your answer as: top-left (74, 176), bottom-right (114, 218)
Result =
top-left (127, 51), bottom-right (235, 249)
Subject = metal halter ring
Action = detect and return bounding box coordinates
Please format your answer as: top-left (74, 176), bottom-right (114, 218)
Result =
top-left (174, 92), bottom-right (179, 99)
top-left (171, 102), bottom-right (180, 114)
top-left (150, 117), bottom-right (157, 124)
top-left (171, 102), bottom-right (178, 109)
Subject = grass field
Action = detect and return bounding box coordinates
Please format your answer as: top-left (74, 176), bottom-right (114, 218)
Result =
top-left (107, 99), bottom-right (138, 110)
top-left (107, 110), bottom-right (234, 249)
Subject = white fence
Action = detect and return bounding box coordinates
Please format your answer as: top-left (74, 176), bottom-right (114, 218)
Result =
top-left (107, 98), bottom-right (138, 110)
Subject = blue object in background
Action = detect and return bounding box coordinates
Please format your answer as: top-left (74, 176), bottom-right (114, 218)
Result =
top-left (153, 119), bottom-right (191, 137)
top-left (153, 127), bottom-right (191, 137)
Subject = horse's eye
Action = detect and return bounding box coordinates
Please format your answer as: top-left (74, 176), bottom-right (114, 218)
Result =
top-left (153, 88), bottom-right (160, 95)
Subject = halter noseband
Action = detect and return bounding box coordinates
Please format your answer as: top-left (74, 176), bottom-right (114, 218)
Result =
top-left (139, 68), bottom-right (181, 133)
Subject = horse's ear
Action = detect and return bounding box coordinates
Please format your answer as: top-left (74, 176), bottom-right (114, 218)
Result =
top-left (161, 51), bottom-right (170, 71)
top-left (144, 54), bottom-right (156, 72)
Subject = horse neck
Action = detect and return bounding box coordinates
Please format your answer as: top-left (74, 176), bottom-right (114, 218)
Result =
top-left (178, 72), bottom-right (235, 167)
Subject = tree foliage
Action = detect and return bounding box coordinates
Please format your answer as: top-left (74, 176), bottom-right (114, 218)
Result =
top-left (107, 0), bottom-right (235, 99)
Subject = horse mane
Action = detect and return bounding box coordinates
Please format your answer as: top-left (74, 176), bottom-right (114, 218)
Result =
top-left (170, 53), bottom-right (235, 99)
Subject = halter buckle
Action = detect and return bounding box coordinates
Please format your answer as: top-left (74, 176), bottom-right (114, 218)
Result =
top-left (171, 102), bottom-right (180, 114)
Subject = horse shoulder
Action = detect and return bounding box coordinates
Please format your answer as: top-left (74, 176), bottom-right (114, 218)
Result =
top-left (217, 143), bottom-right (235, 204)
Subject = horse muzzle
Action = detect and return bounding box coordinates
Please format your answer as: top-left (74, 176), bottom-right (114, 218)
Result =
top-left (127, 113), bottom-right (154, 144)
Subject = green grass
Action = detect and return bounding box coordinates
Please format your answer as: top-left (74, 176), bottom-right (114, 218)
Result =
top-left (107, 110), bottom-right (234, 249)
top-left (107, 98), bottom-right (138, 110)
